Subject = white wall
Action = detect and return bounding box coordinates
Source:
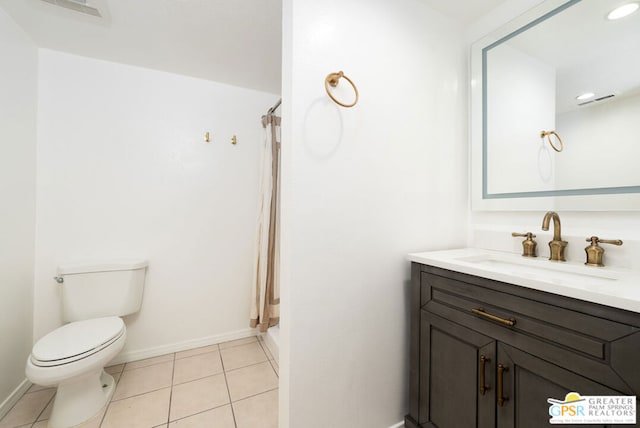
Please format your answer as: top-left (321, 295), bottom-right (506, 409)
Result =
top-left (486, 43), bottom-right (556, 194)
top-left (34, 50), bottom-right (279, 357)
top-left (280, 0), bottom-right (468, 426)
top-left (556, 92), bottom-right (640, 190)
top-left (466, 0), bottom-right (546, 43)
top-left (0, 6), bottom-right (37, 415)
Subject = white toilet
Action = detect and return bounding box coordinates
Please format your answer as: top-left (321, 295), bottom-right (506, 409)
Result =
top-left (26, 260), bottom-right (148, 428)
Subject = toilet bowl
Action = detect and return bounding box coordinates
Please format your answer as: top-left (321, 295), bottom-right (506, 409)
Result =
top-left (25, 260), bottom-right (148, 428)
top-left (26, 317), bottom-right (126, 428)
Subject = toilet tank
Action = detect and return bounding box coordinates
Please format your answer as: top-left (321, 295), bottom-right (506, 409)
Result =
top-left (57, 260), bottom-right (149, 322)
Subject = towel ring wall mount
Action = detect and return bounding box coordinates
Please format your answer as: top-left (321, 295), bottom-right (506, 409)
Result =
top-left (325, 71), bottom-right (359, 108)
top-left (540, 130), bottom-right (563, 152)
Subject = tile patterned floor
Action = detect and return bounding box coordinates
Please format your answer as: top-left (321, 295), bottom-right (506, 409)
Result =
top-left (0, 336), bottom-right (279, 428)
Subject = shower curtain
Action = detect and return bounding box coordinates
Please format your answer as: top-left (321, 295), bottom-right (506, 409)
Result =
top-left (250, 108), bottom-right (281, 332)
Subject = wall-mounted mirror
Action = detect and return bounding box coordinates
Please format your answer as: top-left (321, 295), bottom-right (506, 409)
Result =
top-left (471, 0), bottom-right (640, 210)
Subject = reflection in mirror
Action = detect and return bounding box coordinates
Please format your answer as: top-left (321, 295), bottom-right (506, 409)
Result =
top-left (483, 0), bottom-right (640, 199)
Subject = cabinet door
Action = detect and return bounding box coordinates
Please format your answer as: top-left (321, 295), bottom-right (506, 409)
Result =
top-left (496, 343), bottom-right (624, 428)
top-left (420, 311), bottom-right (495, 428)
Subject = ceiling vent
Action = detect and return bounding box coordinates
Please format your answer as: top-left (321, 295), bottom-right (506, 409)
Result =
top-left (40, 0), bottom-right (101, 17)
top-left (578, 94), bottom-right (615, 107)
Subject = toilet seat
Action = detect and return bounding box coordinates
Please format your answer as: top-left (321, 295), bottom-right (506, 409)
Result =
top-left (31, 317), bottom-right (125, 367)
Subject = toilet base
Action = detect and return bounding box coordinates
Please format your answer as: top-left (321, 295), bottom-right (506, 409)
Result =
top-left (48, 370), bottom-right (115, 428)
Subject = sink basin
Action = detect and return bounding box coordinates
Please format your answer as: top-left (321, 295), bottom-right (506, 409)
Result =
top-left (453, 253), bottom-right (621, 283)
top-left (408, 248), bottom-right (640, 313)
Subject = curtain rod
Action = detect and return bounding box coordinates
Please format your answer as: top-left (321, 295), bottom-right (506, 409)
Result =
top-left (267, 98), bottom-right (282, 115)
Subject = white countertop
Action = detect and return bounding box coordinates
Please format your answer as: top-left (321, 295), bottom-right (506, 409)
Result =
top-left (408, 248), bottom-right (640, 313)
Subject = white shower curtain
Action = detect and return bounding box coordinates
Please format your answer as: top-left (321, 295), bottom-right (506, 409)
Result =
top-left (250, 110), bottom-right (280, 332)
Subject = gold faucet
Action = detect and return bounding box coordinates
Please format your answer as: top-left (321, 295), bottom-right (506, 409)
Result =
top-left (541, 211), bottom-right (568, 262)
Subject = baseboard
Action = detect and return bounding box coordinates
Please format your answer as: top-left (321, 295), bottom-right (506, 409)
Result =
top-left (261, 327), bottom-right (279, 362)
top-left (403, 414), bottom-right (419, 428)
top-left (0, 378), bottom-right (32, 421)
top-left (388, 422), bottom-right (405, 428)
top-left (109, 328), bottom-right (259, 365)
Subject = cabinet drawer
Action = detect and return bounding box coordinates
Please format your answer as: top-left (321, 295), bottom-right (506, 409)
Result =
top-left (421, 271), bottom-right (636, 360)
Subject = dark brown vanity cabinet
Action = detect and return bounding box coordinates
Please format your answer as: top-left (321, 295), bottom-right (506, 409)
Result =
top-left (405, 263), bottom-right (640, 428)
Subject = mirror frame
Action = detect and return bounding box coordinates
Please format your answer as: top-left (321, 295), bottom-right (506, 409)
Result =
top-left (470, 0), bottom-right (640, 211)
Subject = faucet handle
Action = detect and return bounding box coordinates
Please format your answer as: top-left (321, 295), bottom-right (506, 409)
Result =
top-left (512, 232), bottom-right (537, 257)
top-left (586, 236), bottom-right (623, 246)
top-left (584, 236), bottom-right (623, 267)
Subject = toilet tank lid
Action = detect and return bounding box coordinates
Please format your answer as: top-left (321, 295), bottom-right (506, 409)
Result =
top-left (57, 259), bottom-right (149, 275)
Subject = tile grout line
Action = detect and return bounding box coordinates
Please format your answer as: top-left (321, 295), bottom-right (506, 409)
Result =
top-left (105, 363), bottom-right (125, 375)
top-left (171, 369), bottom-right (226, 388)
top-left (174, 337), bottom-right (258, 360)
top-left (108, 385), bottom-right (173, 404)
top-left (98, 363), bottom-right (126, 427)
top-left (107, 359), bottom-right (176, 402)
top-left (267, 359), bottom-right (279, 378)
top-left (174, 348), bottom-right (219, 361)
top-left (219, 348), bottom-right (238, 428)
top-left (256, 338), bottom-right (279, 377)
top-left (121, 358), bottom-right (174, 373)
top-left (223, 359), bottom-right (272, 375)
top-left (230, 387), bottom-right (279, 405)
top-left (218, 336), bottom-right (259, 349)
top-left (22, 386), bottom-right (53, 396)
top-left (256, 337), bottom-right (274, 361)
top-left (97, 399), bottom-right (110, 427)
top-left (111, 369), bottom-right (227, 398)
top-left (165, 353), bottom-right (177, 426)
top-left (221, 340), bottom-right (264, 354)
top-left (31, 393), bottom-right (56, 426)
top-left (165, 401), bottom-right (232, 425)
top-left (174, 349), bottom-right (222, 365)
top-left (113, 337), bottom-right (257, 370)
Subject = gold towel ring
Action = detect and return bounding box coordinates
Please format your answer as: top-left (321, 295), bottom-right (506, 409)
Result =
top-left (540, 130), bottom-right (563, 152)
top-left (325, 71), bottom-right (359, 108)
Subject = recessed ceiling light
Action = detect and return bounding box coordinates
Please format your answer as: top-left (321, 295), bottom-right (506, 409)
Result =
top-left (607, 2), bottom-right (639, 20)
top-left (576, 92), bottom-right (595, 101)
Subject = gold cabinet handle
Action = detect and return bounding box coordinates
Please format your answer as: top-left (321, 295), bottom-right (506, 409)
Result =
top-left (497, 364), bottom-right (509, 407)
top-left (479, 355), bottom-right (490, 395)
top-left (471, 308), bottom-right (516, 327)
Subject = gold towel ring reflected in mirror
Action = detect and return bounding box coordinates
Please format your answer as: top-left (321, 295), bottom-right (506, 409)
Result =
top-left (540, 130), bottom-right (563, 152)
top-left (325, 71), bottom-right (359, 108)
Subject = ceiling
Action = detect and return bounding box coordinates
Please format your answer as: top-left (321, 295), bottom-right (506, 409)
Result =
top-left (500, 0), bottom-right (640, 113)
top-left (0, 0), bottom-right (282, 94)
top-left (0, 0), bottom-right (508, 94)
top-left (421, 0), bottom-right (509, 25)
